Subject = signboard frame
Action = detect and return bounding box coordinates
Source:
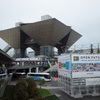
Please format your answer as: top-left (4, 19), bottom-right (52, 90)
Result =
top-left (58, 54), bottom-right (71, 77)
top-left (72, 54), bottom-right (100, 78)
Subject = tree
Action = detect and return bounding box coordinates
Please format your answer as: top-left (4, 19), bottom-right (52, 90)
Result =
top-left (27, 78), bottom-right (37, 98)
top-left (97, 44), bottom-right (100, 53)
top-left (90, 44), bottom-right (93, 54)
top-left (13, 78), bottom-right (29, 100)
top-left (34, 95), bottom-right (44, 100)
top-left (14, 78), bottom-right (43, 100)
top-left (27, 78), bottom-right (42, 99)
top-left (38, 79), bottom-right (45, 89)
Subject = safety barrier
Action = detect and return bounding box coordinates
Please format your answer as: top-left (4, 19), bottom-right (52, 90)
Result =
top-left (0, 76), bottom-right (12, 97)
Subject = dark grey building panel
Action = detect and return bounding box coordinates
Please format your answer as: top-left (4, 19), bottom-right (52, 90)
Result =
top-left (51, 19), bottom-right (71, 46)
top-left (66, 29), bottom-right (82, 48)
top-left (0, 17), bottom-right (82, 58)
top-left (21, 19), bottom-right (54, 46)
top-left (0, 28), bottom-right (20, 49)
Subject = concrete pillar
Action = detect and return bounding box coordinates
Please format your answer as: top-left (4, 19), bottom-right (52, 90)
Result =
top-left (29, 68), bottom-right (31, 73)
top-left (5, 69), bottom-right (7, 74)
top-left (36, 67), bottom-right (39, 73)
top-left (40, 46), bottom-right (54, 58)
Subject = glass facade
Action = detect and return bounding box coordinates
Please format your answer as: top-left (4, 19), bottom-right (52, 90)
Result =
top-left (40, 46), bottom-right (54, 58)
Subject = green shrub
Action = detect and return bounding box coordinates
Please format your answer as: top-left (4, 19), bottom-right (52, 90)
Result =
top-left (26, 78), bottom-right (37, 87)
top-left (27, 78), bottom-right (38, 98)
top-left (14, 78), bottom-right (43, 100)
top-left (34, 95), bottom-right (45, 100)
top-left (14, 88), bottom-right (29, 100)
top-left (13, 78), bottom-right (29, 100)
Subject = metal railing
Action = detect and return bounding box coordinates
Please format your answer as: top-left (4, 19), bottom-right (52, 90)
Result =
top-left (0, 76), bottom-right (12, 97)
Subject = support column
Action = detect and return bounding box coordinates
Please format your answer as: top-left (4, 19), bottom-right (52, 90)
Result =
top-left (29, 68), bottom-right (31, 73)
top-left (36, 67), bottom-right (39, 73)
top-left (40, 46), bottom-right (54, 58)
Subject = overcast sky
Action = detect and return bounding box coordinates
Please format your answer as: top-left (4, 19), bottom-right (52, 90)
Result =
top-left (0, 0), bottom-right (100, 50)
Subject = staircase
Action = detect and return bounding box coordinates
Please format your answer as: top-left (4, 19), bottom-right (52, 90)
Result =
top-left (43, 62), bottom-right (58, 73)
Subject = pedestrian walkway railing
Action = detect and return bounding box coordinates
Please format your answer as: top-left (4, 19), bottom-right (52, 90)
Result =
top-left (0, 76), bottom-right (12, 97)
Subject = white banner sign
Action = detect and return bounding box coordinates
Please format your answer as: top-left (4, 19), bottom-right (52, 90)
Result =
top-left (72, 54), bottom-right (100, 63)
top-left (72, 71), bottom-right (100, 78)
top-left (72, 54), bottom-right (100, 78)
top-left (86, 78), bottom-right (100, 85)
top-left (58, 55), bottom-right (71, 77)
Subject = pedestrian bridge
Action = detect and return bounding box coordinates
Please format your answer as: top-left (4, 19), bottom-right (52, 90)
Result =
top-left (8, 58), bottom-right (58, 73)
